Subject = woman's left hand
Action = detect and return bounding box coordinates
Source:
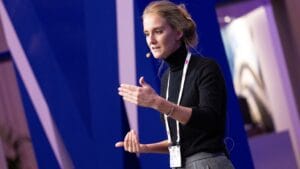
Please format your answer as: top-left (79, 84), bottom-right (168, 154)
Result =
top-left (118, 76), bottom-right (158, 108)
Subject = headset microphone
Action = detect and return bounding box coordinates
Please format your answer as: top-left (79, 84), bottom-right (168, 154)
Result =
top-left (146, 52), bottom-right (151, 58)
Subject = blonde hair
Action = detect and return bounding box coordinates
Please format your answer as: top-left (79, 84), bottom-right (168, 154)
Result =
top-left (143, 0), bottom-right (198, 48)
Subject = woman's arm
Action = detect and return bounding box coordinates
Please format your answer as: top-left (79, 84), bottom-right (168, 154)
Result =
top-left (118, 76), bottom-right (192, 124)
top-left (115, 130), bottom-right (169, 154)
top-left (152, 95), bottom-right (192, 125)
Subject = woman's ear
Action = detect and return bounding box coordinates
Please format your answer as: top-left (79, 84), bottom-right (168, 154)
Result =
top-left (176, 31), bottom-right (183, 41)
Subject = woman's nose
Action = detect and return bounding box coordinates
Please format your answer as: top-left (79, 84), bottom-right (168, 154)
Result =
top-left (149, 34), bottom-right (157, 44)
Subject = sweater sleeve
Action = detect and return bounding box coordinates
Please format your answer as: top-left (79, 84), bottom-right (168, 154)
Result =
top-left (185, 60), bottom-right (226, 131)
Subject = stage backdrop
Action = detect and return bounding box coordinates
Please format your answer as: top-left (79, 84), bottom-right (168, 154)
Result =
top-left (0, 0), bottom-right (253, 168)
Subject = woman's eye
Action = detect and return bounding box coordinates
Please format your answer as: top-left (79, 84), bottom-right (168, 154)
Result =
top-left (155, 30), bottom-right (163, 34)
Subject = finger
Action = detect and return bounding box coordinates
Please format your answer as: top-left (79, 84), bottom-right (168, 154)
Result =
top-left (139, 76), bottom-right (149, 87)
top-left (129, 130), bottom-right (135, 152)
top-left (115, 142), bottom-right (124, 148)
top-left (120, 84), bottom-right (139, 92)
top-left (119, 88), bottom-right (139, 102)
top-left (122, 95), bottom-right (138, 105)
top-left (118, 89), bottom-right (136, 100)
top-left (139, 76), bottom-right (144, 86)
top-left (132, 131), bottom-right (138, 153)
top-left (119, 89), bottom-right (139, 98)
top-left (132, 130), bottom-right (140, 153)
top-left (118, 90), bottom-right (130, 98)
top-left (124, 132), bottom-right (130, 151)
top-left (129, 130), bottom-right (134, 152)
top-left (118, 87), bottom-right (133, 95)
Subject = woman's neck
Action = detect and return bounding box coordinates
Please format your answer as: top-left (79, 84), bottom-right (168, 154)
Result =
top-left (164, 44), bottom-right (188, 72)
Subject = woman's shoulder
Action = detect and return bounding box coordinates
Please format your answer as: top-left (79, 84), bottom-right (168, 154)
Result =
top-left (189, 54), bottom-right (225, 84)
top-left (190, 54), bottom-right (220, 71)
top-left (160, 67), bottom-right (169, 82)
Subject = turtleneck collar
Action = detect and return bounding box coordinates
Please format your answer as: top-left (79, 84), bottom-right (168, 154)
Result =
top-left (164, 44), bottom-right (188, 72)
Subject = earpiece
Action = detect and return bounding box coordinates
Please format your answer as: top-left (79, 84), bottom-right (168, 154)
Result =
top-left (146, 52), bottom-right (151, 58)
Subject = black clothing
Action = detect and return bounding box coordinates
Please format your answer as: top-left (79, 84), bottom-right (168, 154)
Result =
top-left (160, 45), bottom-right (227, 158)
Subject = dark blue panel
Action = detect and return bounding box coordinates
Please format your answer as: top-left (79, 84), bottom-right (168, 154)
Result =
top-left (3, 0), bottom-right (101, 168)
top-left (84, 0), bottom-right (125, 168)
top-left (28, 0), bottom-right (92, 134)
top-left (15, 64), bottom-right (60, 169)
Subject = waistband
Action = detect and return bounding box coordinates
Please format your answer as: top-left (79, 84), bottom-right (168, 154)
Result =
top-left (185, 152), bottom-right (225, 164)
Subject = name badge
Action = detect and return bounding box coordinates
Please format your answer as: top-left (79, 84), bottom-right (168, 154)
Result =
top-left (168, 145), bottom-right (182, 168)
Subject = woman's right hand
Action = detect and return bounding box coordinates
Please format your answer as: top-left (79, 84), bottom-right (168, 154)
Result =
top-left (115, 130), bottom-right (147, 153)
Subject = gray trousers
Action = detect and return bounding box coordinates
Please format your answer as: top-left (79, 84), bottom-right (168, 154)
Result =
top-left (175, 152), bottom-right (235, 169)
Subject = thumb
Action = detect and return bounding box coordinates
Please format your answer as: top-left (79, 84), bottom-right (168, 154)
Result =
top-left (139, 76), bottom-right (149, 87)
top-left (115, 141), bottom-right (124, 148)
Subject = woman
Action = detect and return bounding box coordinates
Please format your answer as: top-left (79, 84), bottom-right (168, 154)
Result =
top-left (115, 1), bottom-right (235, 168)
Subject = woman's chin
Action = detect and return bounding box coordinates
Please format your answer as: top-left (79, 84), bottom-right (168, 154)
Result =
top-left (153, 54), bottom-right (166, 60)
top-left (152, 54), bottom-right (161, 59)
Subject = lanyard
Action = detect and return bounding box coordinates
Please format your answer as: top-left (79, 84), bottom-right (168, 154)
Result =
top-left (164, 52), bottom-right (191, 145)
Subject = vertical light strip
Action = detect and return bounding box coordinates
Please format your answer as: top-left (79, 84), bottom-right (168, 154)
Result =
top-left (116, 0), bottom-right (138, 133)
top-left (265, 4), bottom-right (300, 167)
top-left (0, 2), bottom-right (73, 169)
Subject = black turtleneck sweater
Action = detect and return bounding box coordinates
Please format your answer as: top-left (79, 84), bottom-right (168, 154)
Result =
top-left (160, 45), bottom-right (227, 158)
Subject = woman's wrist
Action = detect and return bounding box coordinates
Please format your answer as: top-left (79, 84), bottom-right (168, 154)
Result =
top-left (140, 144), bottom-right (149, 153)
top-left (165, 104), bottom-right (175, 117)
top-left (152, 96), bottom-right (192, 124)
top-left (152, 95), bottom-right (163, 110)
top-left (152, 96), bottom-right (176, 116)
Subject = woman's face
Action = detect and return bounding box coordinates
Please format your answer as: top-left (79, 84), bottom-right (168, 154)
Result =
top-left (143, 13), bottom-right (183, 59)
